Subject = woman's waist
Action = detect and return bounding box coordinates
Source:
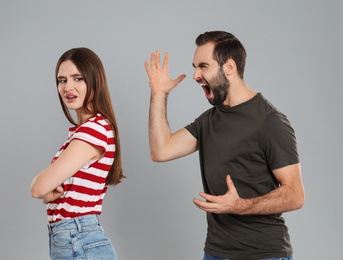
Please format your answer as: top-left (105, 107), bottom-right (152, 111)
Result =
top-left (47, 214), bottom-right (101, 233)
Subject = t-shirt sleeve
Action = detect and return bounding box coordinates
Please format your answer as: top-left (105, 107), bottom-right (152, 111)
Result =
top-left (262, 111), bottom-right (300, 170)
top-left (185, 119), bottom-right (200, 139)
top-left (71, 121), bottom-right (108, 153)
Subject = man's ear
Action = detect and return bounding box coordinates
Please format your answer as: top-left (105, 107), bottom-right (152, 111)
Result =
top-left (223, 58), bottom-right (237, 77)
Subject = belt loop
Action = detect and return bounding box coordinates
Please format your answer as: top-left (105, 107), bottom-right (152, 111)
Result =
top-left (75, 217), bottom-right (82, 232)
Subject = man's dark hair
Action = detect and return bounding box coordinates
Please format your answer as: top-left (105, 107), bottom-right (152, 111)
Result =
top-left (196, 31), bottom-right (247, 79)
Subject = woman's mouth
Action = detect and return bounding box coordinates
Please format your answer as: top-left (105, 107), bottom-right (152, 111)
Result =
top-left (65, 94), bottom-right (77, 102)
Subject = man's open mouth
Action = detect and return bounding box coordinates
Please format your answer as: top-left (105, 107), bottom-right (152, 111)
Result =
top-left (202, 84), bottom-right (212, 98)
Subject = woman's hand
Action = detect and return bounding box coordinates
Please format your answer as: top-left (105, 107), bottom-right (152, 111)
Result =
top-left (41, 185), bottom-right (64, 204)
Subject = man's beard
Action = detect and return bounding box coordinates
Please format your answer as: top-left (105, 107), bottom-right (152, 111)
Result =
top-left (207, 66), bottom-right (230, 106)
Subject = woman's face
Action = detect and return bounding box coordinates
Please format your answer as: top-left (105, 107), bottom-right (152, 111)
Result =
top-left (57, 60), bottom-right (88, 113)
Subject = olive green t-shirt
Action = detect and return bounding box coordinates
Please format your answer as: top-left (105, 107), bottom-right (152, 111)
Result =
top-left (185, 93), bottom-right (299, 260)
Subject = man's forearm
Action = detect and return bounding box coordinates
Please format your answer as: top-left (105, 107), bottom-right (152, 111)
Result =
top-left (236, 184), bottom-right (304, 215)
top-left (145, 51), bottom-right (190, 161)
top-left (149, 93), bottom-right (172, 161)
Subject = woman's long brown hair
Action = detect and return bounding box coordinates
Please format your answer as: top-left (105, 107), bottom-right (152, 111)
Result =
top-left (55, 48), bottom-right (124, 185)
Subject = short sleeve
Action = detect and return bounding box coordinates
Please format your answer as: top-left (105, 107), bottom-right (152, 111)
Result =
top-left (185, 120), bottom-right (199, 139)
top-left (185, 109), bottom-right (212, 139)
top-left (262, 111), bottom-right (299, 170)
top-left (71, 121), bottom-right (108, 153)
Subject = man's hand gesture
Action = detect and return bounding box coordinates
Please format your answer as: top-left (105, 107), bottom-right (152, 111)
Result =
top-left (193, 175), bottom-right (246, 214)
top-left (144, 51), bottom-right (186, 96)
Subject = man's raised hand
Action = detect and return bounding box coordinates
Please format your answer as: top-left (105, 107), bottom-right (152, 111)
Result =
top-left (144, 51), bottom-right (186, 96)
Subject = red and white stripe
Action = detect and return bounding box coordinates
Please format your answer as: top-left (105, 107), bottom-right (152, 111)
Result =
top-left (47, 114), bottom-right (114, 223)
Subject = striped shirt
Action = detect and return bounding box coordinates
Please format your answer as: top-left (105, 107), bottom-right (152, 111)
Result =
top-left (47, 114), bottom-right (115, 223)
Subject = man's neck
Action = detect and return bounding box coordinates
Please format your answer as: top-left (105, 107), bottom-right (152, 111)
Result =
top-left (222, 78), bottom-right (256, 108)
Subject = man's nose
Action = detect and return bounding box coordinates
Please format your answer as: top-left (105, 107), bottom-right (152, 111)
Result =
top-left (193, 69), bottom-right (202, 81)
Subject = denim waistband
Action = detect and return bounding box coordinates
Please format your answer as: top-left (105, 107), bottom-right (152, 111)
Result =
top-left (47, 214), bottom-right (100, 234)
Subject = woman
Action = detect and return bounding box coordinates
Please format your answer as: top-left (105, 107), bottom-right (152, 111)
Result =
top-left (31, 48), bottom-right (124, 259)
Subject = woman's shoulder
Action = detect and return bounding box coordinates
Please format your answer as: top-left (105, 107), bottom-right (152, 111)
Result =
top-left (75, 114), bottom-right (110, 136)
top-left (92, 114), bottom-right (112, 132)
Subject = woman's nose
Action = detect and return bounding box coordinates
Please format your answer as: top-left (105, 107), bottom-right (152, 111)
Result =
top-left (64, 81), bottom-right (73, 91)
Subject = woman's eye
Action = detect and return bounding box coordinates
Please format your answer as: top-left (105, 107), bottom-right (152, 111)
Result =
top-left (75, 77), bottom-right (83, 82)
top-left (58, 79), bottom-right (66, 84)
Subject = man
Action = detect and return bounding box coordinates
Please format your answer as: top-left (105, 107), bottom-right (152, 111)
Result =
top-left (144, 31), bottom-right (304, 260)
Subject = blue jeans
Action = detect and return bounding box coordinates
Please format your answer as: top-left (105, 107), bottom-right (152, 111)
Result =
top-left (203, 252), bottom-right (293, 260)
top-left (48, 214), bottom-right (117, 259)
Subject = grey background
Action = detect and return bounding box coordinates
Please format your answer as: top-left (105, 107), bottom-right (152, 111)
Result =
top-left (1, 0), bottom-right (342, 259)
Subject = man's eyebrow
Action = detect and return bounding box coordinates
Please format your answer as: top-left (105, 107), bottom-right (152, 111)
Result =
top-left (192, 62), bottom-right (209, 68)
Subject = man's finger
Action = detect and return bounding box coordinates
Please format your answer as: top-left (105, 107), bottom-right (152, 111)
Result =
top-left (156, 51), bottom-right (161, 69)
top-left (163, 52), bottom-right (169, 70)
top-left (150, 52), bottom-right (156, 69)
top-left (226, 175), bottom-right (236, 193)
top-left (174, 74), bottom-right (186, 85)
top-left (144, 61), bottom-right (151, 74)
top-left (199, 192), bottom-right (220, 203)
top-left (193, 198), bottom-right (217, 212)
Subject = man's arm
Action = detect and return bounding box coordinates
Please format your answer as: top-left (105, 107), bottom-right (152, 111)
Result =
top-left (193, 163), bottom-right (305, 215)
top-left (145, 51), bottom-right (198, 162)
